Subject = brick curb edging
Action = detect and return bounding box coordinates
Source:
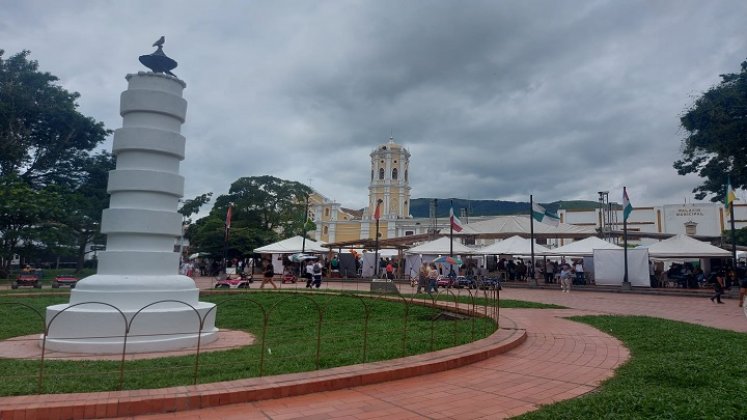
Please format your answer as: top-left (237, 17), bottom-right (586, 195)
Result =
top-left (0, 315), bottom-right (526, 420)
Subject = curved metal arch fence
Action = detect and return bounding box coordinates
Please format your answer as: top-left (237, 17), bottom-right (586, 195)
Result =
top-left (0, 287), bottom-right (499, 396)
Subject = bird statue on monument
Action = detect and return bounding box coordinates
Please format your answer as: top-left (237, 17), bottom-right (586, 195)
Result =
top-left (139, 36), bottom-right (178, 77)
top-left (153, 36), bottom-right (165, 48)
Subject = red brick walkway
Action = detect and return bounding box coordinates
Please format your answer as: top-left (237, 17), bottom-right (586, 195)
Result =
top-left (499, 288), bottom-right (747, 333)
top-left (112, 308), bottom-right (627, 419)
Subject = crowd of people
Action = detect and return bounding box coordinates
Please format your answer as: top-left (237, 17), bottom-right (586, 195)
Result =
top-left (183, 252), bottom-right (747, 306)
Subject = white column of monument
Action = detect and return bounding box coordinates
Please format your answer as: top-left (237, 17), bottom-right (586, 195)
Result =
top-left (44, 52), bottom-right (218, 354)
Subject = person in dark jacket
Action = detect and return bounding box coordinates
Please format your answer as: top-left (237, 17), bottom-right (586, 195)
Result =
top-left (710, 272), bottom-right (725, 304)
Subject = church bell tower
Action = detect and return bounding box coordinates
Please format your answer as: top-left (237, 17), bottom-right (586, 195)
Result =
top-left (368, 137), bottom-right (411, 220)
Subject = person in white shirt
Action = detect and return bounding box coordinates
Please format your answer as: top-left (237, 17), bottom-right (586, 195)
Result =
top-left (574, 261), bottom-right (584, 285)
top-left (305, 260), bottom-right (315, 288)
top-left (560, 264), bottom-right (573, 293)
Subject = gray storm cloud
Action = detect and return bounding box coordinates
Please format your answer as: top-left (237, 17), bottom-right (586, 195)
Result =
top-left (2, 0), bottom-right (745, 209)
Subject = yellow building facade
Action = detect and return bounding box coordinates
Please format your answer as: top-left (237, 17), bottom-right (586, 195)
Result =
top-left (310, 137), bottom-right (418, 244)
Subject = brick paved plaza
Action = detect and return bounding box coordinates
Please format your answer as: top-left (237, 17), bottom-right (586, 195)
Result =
top-left (1, 281), bottom-right (744, 419)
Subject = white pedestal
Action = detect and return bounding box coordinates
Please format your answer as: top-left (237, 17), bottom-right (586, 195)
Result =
top-left (44, 72), bottom-right (218, 354)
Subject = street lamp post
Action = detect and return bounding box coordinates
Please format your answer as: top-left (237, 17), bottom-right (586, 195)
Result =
top-left (597, 191), bottom-right (609, 240)
top-left (222, 202), bottom-right (234, 274)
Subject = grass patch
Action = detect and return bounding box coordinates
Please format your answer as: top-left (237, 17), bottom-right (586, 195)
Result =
top-left (0, 292), bottom-right (495, 396)
top-left (516, 316), bottom-right (747, 419)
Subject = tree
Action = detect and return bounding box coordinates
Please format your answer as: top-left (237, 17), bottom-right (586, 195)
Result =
top-left (58, 152), bottom-right (115, 272)
top-left (0, 176), bottom-right (64, 273)
top-left (0, 50), bottom-right (110, 271)
top-left (675, 59), bottom-right (747, 201)
top-left (723, 227), bottom-right (747, 247)
top-left (190, 176), bottom-right (312, 258)
top-left (0, 50), bottom-right (110, 186)
top-left (178, 192), bottom-right (213, 224)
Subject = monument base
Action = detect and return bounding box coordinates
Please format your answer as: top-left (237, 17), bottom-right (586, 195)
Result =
top-left (44, 301), bottom-right (218, 354)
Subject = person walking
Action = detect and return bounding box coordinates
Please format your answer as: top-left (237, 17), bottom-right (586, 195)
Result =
top-left (544, 260), bottom-right (555, 284)
top-left (385, 260), bottom-right (394, 280)
top-left (311, 260), bottom-right (323, 288)
top-left (261, 261), bottom-right (277, 289)
top-left (574, 260), bottom-right (584, 285)
top-left (559, 264), bottom-right (573, 293)
top-left (305, 260), bottom-right (315, 288)
top-left (427, 263), bottom-right (439, 294)
top-left (416, 263), bottom-right (428, 294)
top-left (738, 263), bottom-right (747, 307)
top-left (710, 271), bottom-right (725, 304)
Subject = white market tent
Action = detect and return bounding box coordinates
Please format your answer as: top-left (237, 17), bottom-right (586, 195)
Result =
top-left (360, 249), bottom-right (400, 278)
top-left (637, 234), bottom-right (731, 258)
top-left (545, 236), bottom-right (622, 256)
top-left (475, 235), bottom-right (551, 255)
top-left (404, 237), bottom-right (476, 278)
top-left (460, 215), bottom-right (596, 237)
top-left (593, 248), bottom-right (651, 287)
top-left (254, 236), bottom-right (327, 275)
top-left (253, 235), bottom-right (327, 254)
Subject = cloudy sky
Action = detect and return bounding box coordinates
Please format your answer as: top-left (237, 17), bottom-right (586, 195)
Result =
top-left (3, 1), bottom-right (746, 210)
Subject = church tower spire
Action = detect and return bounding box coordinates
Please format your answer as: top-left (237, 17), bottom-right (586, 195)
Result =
top-left (368, 137), bottom-right (411, 220)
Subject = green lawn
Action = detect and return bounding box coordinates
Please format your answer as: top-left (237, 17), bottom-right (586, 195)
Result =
top-left (0, 292), bottom-right (496, 396)
top-left (516, 316), bottom-right (747, 419)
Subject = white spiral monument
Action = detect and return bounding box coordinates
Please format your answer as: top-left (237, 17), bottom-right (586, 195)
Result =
top-left (44, 43), bottom-right (218, 353)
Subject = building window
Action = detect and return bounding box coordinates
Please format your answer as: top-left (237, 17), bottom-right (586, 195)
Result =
top-left (392, 168), bottom-right (398, 179)
top-left (379, 168), bottom-right (384, 180)
top-left (405, 231), bottom-right (414, 236)
top-left (404, 170), bottom-right (408, 181)
top-left (684, 221), bottom-right (697, 236)
top-left (371, 169), bottom-right (374, 181)
top-left (323, 226), bottom-right (328, 234)
top-left (325, 208), bottom-right (330, 217)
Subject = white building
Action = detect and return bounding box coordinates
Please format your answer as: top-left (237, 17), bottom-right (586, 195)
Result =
top-left (559, 201), bottom-right (745, 246)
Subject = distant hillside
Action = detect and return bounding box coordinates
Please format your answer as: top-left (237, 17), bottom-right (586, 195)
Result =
top-left (409, 198), bottom-right (608, 218)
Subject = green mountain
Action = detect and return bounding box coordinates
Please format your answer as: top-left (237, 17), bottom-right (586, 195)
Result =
top-left (409, 198), bottom-right (606, 218)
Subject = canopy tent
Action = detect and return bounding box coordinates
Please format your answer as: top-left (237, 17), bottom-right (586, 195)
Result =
top-left (636, 234), bottom-right (731, 258)
top-left (253, 235), bottom-right (327, 254)
top-left (404, 237), bottom-right (475, 279)
top-left (475, 235), bottom-right (551, 255)
top-left (593, 248), bottom-right (651, 287)
top-left (405, 236), bottom-right (475, 255)
top-left (360, 249), bottom-right (400, 278)
top-left (545, 236), bottom-right (622, 256)
top-left (460, 215), bottom-right (596, 238)
top-left (254, 236), bottom-right (327, 277)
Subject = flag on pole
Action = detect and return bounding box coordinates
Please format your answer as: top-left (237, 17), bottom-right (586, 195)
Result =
top-left (450, 206), bottom-right (464, 232)
top-left (725, 178), bottom-right (736, 215)
top-left (373, 199), bottom-right (382, 220)
top-left (531, 202), bottom-right (560, 226)
top-left (623, 187), bottom-right (633, 221)
top-left (224, 204), bottom-right (233, 239)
